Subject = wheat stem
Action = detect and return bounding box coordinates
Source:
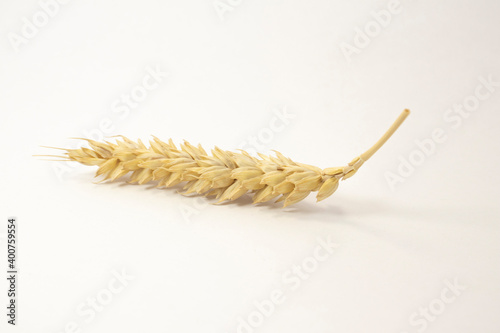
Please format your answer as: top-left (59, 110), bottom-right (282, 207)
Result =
top-left (360, 109), bottom-right (410, 162)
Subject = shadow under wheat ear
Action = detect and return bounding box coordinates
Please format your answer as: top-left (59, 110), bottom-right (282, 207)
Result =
top-left (40, 109), bottom-right (410, 207)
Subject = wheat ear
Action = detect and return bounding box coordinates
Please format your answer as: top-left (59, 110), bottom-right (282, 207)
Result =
top-left (45, 109), bottom-right (409, 207)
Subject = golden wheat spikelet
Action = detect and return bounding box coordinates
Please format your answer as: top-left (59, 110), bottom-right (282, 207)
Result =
top-left (42, 110), bottom-right (409, 207)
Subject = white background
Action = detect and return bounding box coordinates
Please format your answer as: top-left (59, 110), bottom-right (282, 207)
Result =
top-left (1, 0), bottom-right (499, 332)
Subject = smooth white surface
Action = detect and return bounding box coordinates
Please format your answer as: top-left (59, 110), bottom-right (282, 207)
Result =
top-left (1, 0), bottom-right (499, 332)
